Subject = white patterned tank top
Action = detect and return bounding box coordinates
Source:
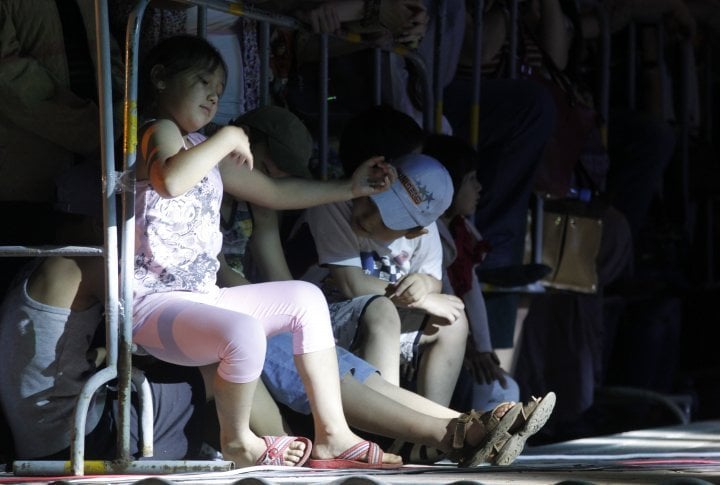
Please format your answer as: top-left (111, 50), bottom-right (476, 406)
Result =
top-left (133, 131), bottom-right (223, 297)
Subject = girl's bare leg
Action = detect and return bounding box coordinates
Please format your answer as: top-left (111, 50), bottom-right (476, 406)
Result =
top-left (294, 347), bottom-right (402, 464)
top-left (206, 372), bottom-right (308, 467)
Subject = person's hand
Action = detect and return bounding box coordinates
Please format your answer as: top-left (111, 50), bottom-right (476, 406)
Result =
top-left (685, 0), bottom-right (720, 35)
top-left (296, 3), bottom-right (343, 34)
top-left (386, 273), bottom-right (436, 306)
top-left (219, 125), bottom-right (254, 170)
top-left (394, 0), bottom-right (428, 47)
top-left (610, 0), bottom-right (696, 38)
top-left (464, 348), bottom-right (508, 387)
top-left (350, 156), bottom-right (396, 197)
top-left (667, 0), bottom-right (696, 38)
top-left (380, 0), bottom-right (425, 34)
top-left (403, 292), bottom-right (465, 322)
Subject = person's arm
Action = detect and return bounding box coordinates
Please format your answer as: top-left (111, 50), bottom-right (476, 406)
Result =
top-left (328, 264), bottom-right (394, 297)
top-left (220, 155), bottom-right (393, 210)
top-left (0, 3), bottom-right (101, 154)
top-left (139, 122), bottom-right (253, 197)
top-left (607, 0), bottom-right (695, 37)
top-left (247, 204), bottom-right (295, 282)
top-left (535, 0), bottom-right (573, 70)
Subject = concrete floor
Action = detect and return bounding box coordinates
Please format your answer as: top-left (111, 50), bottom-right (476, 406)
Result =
top-left (3, 420), bottom-right (720, 484)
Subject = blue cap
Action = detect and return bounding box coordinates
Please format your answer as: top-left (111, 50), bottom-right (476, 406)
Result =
top-left (370, 153), bottom-right (453, 230)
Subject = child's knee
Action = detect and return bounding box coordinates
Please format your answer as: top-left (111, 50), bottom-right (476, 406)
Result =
top-left (426, 312), bottom-right (469, 343)
top-left (218, 323), bottom-right (267, 383)
top-left (361, 296), bottom-right (401, 335)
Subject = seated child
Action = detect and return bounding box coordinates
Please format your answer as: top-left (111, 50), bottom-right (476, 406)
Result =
top-left (301, 152), bottom-right (469, 406)
top-left (423, 133), bottom-right (521, 412)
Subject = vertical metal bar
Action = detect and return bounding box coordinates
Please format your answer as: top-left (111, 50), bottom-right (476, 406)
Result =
top-left (508, 0), bottom-right (518, 79)
top-left (704, 35), bottom-right (713, 142)
top-left (433, 0), bottom-right (447, 133)
top-left (120, 0), bottom-right (150, 466)
top-left (197, 6), bottom-right (208, 38)
top-left (704, 35), bottom-right (715, 286)
top-left (93, 0), bottom-right (119, 371)
top-left (319, 33), bottom-right (329, 180)
top-left (131, 369), bottom-right (154, 457)
top-left (470, 0), bottom-right (484, 149)
top-left (259, 21), bottom-right (270, 107)
top-left (70, 0), bottom-right (121, 476)
top-left (657, 21), bottom-right (668, 120)
top-left (679, 38), bottom-right (692, 235)
top-left (597, 2), bottom-right (611, 123)
top-left (372, 48), bottom-right (382, 105)
top-left (627, 22), bottom-right (636, 109)
top-left (532, 194), bottom-right (544, 264)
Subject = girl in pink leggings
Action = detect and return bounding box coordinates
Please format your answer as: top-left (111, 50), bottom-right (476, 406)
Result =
top-left (132, 34), bottom-right (400, 469)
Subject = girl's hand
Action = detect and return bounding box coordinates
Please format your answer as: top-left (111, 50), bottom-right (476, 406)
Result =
top-left (350, 156), bottom-right (397, 197)
top-left (219, 125), bottom-right (254, 170)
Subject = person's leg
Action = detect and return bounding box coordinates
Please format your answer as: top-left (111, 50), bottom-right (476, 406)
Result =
top-left (133, 293), bottom-right (307, 467)
top-left (415, 313), bottom-right (469, 406)
top-left (216, 281), bottom-right (401, 466)
top-left (606, 108), bottom-right (676, 241)
top-left (355, 296), bottom-right (401, 385)
top-left (445, 78), bottom-right (556, 270)
top-left (293, 347), bottom-right (395, 464)
top-left (262, 335), bottom-right (528, 464)
top-left (251, 380), bottom-right (290, 437)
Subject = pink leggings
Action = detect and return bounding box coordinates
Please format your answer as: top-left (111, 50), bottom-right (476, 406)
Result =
top-left (132, 281), bottom-right (335, 383)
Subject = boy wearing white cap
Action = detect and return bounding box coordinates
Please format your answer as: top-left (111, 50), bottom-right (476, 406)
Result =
top-left (303, 153), bottom-right (469, 406)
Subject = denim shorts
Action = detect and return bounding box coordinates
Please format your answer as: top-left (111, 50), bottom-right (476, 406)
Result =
top-left (328, 294), bottom-right (382, 349)
top-left (262, 333), bottom-right (378, 415)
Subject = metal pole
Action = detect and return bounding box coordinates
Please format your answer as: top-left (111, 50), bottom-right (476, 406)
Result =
top-left (69, 0), bottom-right (121, 475)
top-left (596, 2), bottom-right (611, 124)
top-left (197, 6), bottom-right (208, 38)
top-left (259, 21), bottom-right (270, 106)
top-left (319, 33), bottom-right (329, 180)
top-left (373, 48), bottom-right (382, 105)
top-left (627, 22), bottom-right (636, 109)
top-left (117, 0), bottom-right (152, 469)
top-left (508, 0), bottom-right (518, 79)
top-left (470, 0), bottom-right (484, 149)
top-left (433, 0), bottom-right (447, 133)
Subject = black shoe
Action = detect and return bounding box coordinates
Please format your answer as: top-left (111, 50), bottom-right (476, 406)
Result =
top-left (476, 263), bottom-right (552, 287)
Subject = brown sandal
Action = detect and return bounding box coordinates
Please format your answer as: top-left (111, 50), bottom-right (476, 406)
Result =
top-left (492, 391), bottom-right (556, 466)
top-left (447, 402), bottom-right (523, 467)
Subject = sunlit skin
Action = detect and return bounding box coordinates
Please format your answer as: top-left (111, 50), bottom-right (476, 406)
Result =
top-left (153, 64), bottom-right (226, 135)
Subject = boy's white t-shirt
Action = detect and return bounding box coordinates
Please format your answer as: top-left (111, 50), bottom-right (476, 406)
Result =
top-left (304, 200), bottom-right (442, 302)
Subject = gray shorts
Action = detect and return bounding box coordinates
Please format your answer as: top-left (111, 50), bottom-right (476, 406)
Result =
top-left (329, 296), bottom-right (428, 365)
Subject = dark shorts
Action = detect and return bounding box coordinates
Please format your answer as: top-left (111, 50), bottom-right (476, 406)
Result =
top-left (38, 360), bottom-right (207, 461)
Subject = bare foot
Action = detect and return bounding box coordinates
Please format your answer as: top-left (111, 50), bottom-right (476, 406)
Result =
top-left (224, 435), bottom-right (310, 467)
